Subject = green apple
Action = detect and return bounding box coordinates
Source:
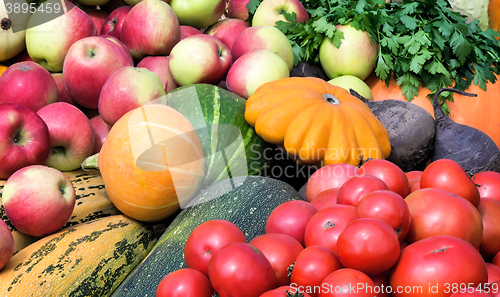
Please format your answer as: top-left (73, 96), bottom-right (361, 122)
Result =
top-left (252, 0), bottom-right (309, 27)
top-left (0, 0), bottom-right (32, 62)
top-left (319, 23), bottom-right (378, 81)
top-left (328, 75), bottom-right (374, 101)
top-left (169, 0), bottom-right (226, 29)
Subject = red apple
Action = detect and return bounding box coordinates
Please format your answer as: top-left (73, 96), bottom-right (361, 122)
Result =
top-left (6, 49), bottom-right (34, 64)
top-left (121, 0), bottom-right (181, 60)
top-left (0, 220), bottom-right (14, 271)
top-left (85, 9), bottom-right (110, 33)
top-left (0, 61), bottom-right (58, 112)
top-left (37, 102), bottom-right (95, 171)
top-left (226, 49), bottom-right (289, 99)
top-left (180, 25), bottom-right (203, 40)
top-left (51, 73), bottom-right (77, 106)
top-left (231, 25), bottom-right (294, 71)
top-left (98, 66), bottom-right (167, 126)
top-left (100, 35), bottom-right (133, 59)
top-left (0, 103), bottom-right (51, 180)
top-left (2, 165), bottom-right (76, 237)
top-left (204, 18), bottom-right (249, 51)
top-left (137, 55), bottom-right (177, 92)
top-left (89, 115), bottom-right (111, 154)
top-left (63, 36), bottom-right (134, 109)
top-left (251, 0), bottom-right (309, 27)
top-left (169, 34), bottom-right (232, 86)
top-left (100, 6), bottom-right (132, 39)
top-left (227, 0), bottom-right (251, 23)
top-left (100, 0), bottom-right (128, 14)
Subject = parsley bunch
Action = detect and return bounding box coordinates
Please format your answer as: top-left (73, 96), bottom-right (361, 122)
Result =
top-left (249, 0), bottom-right (500, 110)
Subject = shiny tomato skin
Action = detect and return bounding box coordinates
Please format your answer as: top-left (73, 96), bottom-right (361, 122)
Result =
top-left (156, 268), bottom-right (214, 297)
top-left (336, 175), bottom-right (389, 207)
top-left (290, 245), bottom-right (343, 297)
top-left (359, 159), bottom-right (410, 198)
top-left (356, 190), bottom-right (411, 242)
top-left (408, 178), bottom-right (421, 193)
top-left (420, 159), bottom-right (480, 207)
top-left (208, 242), bottom-right (278, 297)
top-left (265, 200), bottom-right (318, 246)
top-left (371, 270), bottom-right (392, 297)
top-left (304, 204), bottom-right (357, 254)
top-left (310, 188), bottom-right (339, 211)
top-left (490, 281), bottom-right (500, 297)
top-left (305, 164), bottom-right (360, 202)
top-left (478, 198), bottom-right (500, 260)
top-left (406, 171), bottom-right (423, 180)
top-left (249, 233), bottom-right (304, 287)
top-left (184, 219), bottom-right (246, 276)
top-left (472, 171), bottom-right (500, 201)
top-left (390, 235), bottom-right (488, 297)
top-left (319, 268), bottom-right (376, 297)
top-left (404, 188), bottom-right (483, 248)
top-left (486, 263), bottom-right (500, 285)
top-left (337, 218), bottom-right (400, 276)
top-left (260, 286), bottom-right (313, 297)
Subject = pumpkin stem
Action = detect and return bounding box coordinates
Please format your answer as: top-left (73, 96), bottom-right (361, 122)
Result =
top-left (81, 154), bottom-right (99, 171)
top-left (323, 93), bottom-right (341, 105)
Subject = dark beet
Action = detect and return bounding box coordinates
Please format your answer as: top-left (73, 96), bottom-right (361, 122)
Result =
top-left (290, 61), bottom-right (329, 81)
top-left (432, 88), bottom-right (500, 175)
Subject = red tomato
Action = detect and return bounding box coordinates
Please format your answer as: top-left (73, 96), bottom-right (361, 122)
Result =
top-left (490, 281), bottom-right (500, 297)
top-left (310, 188), bottom-right (339, 211)
top-left (336, 175), bottom-right (389, 207)
top-left (400, 240), bottom-right (409, 252)
top-left (305, 164), bottom-right (360, 202)
top-left (260, 286), bottom-right (313, 297)
top-left (390, 235), bottom-right (488, 297)
top-left (420, 159), bottom-right (480, 207)
top-left (184, 219), bottom-right (246, 276)
top-left (406, 170), bottom-right (423, 180)
top-left (371, 270), bottom-right (392, 297)
top-left (304, 204), bottom-right (357, 254)
top-left (337, 218), bottom-right (400, 276)
top-left (208, 242), bottom-right (278, 297)
top-left (319, 268), bottom-right (375, 297)
top-left (290, 245), bottom-right (343, 297)
top-left (404, 188), bottom-right (483, 248)
top-left (265, 200), bottom-right (318, 246)
top-left (486, 263), bottom-right (500, 285)
top-left (408, 178), bottom-right (421, 193)
top-left (359, 159), bottom-right (410, 197)
top-left (249, 233), bottom-right (304, 287)
top-left (478, 198), bottom-right (500, 260)
top-left (493, 252), bottom-right (500, 267)
top-left (450, 291), bottom-right (493, 296)
top-left (156, 268), bottom-right (214, 297)
top-left (356, 190), bottom-right (411, 242)
top-left (472, 171), bottom-right (500, 201)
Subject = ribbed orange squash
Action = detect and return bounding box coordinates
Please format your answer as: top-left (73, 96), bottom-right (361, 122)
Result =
top-left (366, 73), bottom-right (500, 148)
top-left (96, 104), bottom-right (206, 223)
top-left (245, 77), bottom-right (391, 166)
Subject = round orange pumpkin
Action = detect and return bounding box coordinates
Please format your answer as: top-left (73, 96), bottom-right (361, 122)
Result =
top-left (489, 0), bottom-right (500, 32)
top-left (366, 73), bottom-right (500, 148)
top-left (245, 77), bottom-right (391, 166)
top-left (97, 104), bottom-right (206, 222)
top-left (0, 65), bottom-right (7, 76)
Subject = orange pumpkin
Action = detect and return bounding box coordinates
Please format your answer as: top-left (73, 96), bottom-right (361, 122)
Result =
top-left (97, 104), bottom-right (206, 222)
top-left (489, 0), bottom-right (500, 32)
top-left (366, 73), bottom-right (500, 148)
top-left (0, 65), bottom-right (7, 76)
top-left (245, 77), bottom-right (391, 166)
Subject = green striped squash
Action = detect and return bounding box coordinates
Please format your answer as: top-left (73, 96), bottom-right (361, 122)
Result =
top-left (0, 214), bottom-right (157, 296)
top-left (111, 176), bottom-right (303, 297)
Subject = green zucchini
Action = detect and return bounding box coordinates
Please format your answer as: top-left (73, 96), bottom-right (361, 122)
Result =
top-left (111, 176), bottom-right (303, 296)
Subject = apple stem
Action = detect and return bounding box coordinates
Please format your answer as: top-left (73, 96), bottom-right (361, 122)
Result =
top-left (1, 18), bottom-right (12, 30)
top-left (81, 154), bottom-right (99, 171)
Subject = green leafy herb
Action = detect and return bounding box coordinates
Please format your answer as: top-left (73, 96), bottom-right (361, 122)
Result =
top-left (267, 0), bottom-right (500, 110)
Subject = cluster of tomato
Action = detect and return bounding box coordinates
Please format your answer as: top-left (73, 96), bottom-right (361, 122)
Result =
top-left (156, 158), bottom-right (500, 297)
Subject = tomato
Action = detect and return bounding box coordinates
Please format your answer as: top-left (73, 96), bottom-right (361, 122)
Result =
top-left (450, 291), bottom-right (494, 296)
top-left (260, 286), bottom-right (313, 297)
top-left (371, 270), bottom-right (392, 297)
top-left (290, 245), bottom-right (343, 297)
top-left (472, 171), bottom-right (500, 201)
top-left (310, 188), bottom-right (339, 211)
top-left (420, 159), bottom-right (480, 207)
top-left (249, 233), bottom-right (304, 287)
top-left (184, 219), bottom-right (246, 276)
top-left (304, 204), bottom-right (357, 254)
top-left (305, 163), bottom-right (360, 202)
top-left (208, 242), bottom-right (278, 297)
top-left (156, 268), bottom-right (214, 297)
top-left (493, 252), bottom-right (500, 267)
top-left (390, 235), bottom-right (488, 297)
top-left (490, 281), bottom-right (500, 297)
top-left (319, 268), bottom-right (375, 297)
top-left (404, 188), bottom-right (483, 248)
top-left (359, 159), bottom-right (410, 197)
top-left (486, 263), bottom-right (500, 285)
top-left (400, 240), bottom-right (409, 252)
top-left (265, 200), bottom-right (318, 246)
top-left (336, 175), bottom-right (389, 207)
top-left (406, 170), bottom-right (423, 180)
top-left (356, 190), bottom-right (411, 242)
top-left (337, 218), bottom-right (400, 276)
top-left (478, 198), bottom-right (500, 260)
top-left (408, 178), bottom-right (421, 193)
